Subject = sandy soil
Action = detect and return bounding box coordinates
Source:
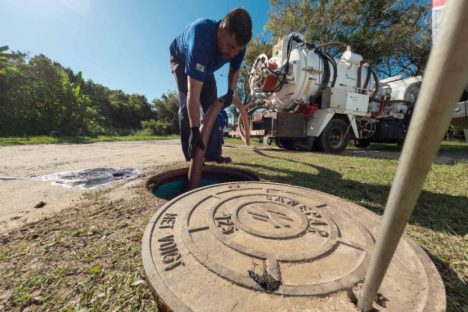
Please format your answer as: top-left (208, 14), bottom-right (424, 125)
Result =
top-left (0, 140), bottom-right (184, 233)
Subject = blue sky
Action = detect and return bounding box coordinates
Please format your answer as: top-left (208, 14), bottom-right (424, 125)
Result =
top-left (0, 0), bottom-right (270, 102)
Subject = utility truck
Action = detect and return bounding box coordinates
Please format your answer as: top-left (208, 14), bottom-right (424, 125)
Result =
top-left (243, 33), bottom-right (451, 153)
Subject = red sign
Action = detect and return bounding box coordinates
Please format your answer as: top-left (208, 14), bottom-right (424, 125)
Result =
top-left (433, 0), bottom-right (446, 9)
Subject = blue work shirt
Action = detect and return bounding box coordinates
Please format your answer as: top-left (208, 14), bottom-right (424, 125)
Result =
top-left (170, 18), bottom-right (246, 82)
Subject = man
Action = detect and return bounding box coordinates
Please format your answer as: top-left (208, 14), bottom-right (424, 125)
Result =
top-left (169, 8), bottom-right (252, 163)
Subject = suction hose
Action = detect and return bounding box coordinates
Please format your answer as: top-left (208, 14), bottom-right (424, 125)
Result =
top-left (234, 97), bottom-right (251, 146)
top-left (188, 96), bottom-right (251, 190)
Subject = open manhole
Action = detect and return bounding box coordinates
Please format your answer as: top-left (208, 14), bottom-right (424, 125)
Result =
top-left (147, 166), bottom-right (260, 200)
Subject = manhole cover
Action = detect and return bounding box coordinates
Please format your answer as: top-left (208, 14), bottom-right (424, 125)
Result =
top-left (142, 182), bottom-right (445, 312)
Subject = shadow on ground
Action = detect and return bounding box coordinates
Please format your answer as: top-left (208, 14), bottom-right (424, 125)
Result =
top-left (251, 144), bottom-right (468, 164)
top-left (240, 148), bottom-right (467, 311)
top-left (245, 149), bottom-right (467, 236)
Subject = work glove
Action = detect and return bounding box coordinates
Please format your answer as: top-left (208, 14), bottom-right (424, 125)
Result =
top-left (188, 127), bottom-right (205, 159)
top-left (220, 89), bottom-right (234, 109)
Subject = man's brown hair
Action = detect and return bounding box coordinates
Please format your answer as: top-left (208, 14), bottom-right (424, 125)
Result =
top-left (222, 8), bottom-right (252, 46)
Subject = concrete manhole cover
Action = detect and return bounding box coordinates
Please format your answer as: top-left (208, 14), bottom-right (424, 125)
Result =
top-left (142, 182), bottom-right (445, 311)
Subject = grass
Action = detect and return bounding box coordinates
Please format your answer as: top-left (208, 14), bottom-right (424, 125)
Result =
top-left (0, 141), bottom-right (467, 311)
top-left (362, 140), bottom-right (468, 151)
top-left (0, 134), bottom-right (179, 146)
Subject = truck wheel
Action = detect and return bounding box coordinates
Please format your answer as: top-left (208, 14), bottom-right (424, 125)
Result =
top-left (317, 119), bottom-right (350, 154)
top-left (275, 138), bottom-right (296, 150)
top-left (354, 139), bottom-right (370, 148)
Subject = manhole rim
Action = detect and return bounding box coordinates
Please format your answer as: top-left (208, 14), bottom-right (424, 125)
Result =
top-left (146, 166), bottom-right (260, 201)
top-left (146, 166), bottom-right (260, 190)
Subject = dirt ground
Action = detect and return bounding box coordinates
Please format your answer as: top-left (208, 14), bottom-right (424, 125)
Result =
top-left (1, 140), bottom-right (466, 234)
top-left (0, 140), bottom-right (184, 233)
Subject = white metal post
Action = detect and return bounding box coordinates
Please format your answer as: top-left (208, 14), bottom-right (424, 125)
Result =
top-left (358, 1), bottom-right (468, 311)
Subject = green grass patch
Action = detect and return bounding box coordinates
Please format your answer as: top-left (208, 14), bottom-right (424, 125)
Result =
top-left (0, 134), bottom-right (179, 146)
top-left (225, 136), bottom-right (468, 151)
top-left (363, 140), bottom-right (468, 152)
top-left (0, 144), bottom-right (466, 311)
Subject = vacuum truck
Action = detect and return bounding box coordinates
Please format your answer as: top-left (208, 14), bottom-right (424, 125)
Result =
top-left (244, 33), bottom-right (423, 153)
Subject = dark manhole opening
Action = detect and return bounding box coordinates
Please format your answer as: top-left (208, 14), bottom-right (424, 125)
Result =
top-left (147, 166), bottom-right (260, 200)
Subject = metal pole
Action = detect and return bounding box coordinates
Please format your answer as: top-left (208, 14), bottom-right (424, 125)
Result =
top-left (358, 1), bottom-right (468, 311)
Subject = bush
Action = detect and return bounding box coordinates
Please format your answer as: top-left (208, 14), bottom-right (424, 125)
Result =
top-left (132, 128), bottom-right (155, 136)
top-left (141, 119), bottom-right (173, 135)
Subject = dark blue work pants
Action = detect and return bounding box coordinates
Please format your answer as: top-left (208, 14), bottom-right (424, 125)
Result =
top-left (169, 55), bottom-right (222, 161)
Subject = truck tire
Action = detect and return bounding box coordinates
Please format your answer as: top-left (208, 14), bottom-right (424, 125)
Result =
top-left (316, 119), bottom-right (350, 154)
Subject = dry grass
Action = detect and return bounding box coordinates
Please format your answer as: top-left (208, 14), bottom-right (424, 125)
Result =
top-left (0, 165), bottom-right (172, 311)
top-left (0, 142), bottom-right (467, 311)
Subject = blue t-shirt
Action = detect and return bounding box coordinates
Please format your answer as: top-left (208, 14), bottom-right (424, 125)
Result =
top-left (170, 18), bottom-right (246, 82)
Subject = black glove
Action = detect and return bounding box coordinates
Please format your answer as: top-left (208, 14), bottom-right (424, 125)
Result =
top-left (220, 89), bottom-right (234, 108)
top-left (188, 127), bottom-right (205, 159)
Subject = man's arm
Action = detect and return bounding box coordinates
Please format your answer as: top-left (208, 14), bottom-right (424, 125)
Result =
top-left (227, 68), bottom-right (240, 91)
top-left (219, 68), bottom-right (239, 108)
top-left (187, 76), bottom-right (203, 127)
top-left (186, 76), bottom-right (206, 159)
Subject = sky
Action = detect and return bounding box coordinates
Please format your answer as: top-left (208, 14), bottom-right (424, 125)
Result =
top-left (0, 0), bottom-right (271, 102)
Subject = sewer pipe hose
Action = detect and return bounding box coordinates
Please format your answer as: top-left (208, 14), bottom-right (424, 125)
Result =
top-left (188, 96), bottom-right (251, 190)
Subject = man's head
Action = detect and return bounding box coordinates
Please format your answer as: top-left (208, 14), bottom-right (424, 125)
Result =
top-left (217, 8), bottom-right (252, 59)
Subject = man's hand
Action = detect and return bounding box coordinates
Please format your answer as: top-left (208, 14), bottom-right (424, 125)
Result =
top-left (188, 127), bottom-right (205, 159)
top-left (220, 89), bottom-right (234, 108)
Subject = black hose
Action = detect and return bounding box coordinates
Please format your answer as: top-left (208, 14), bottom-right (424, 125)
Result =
top-left (263, 34), bottom-right (302, 93)
top-left (258, 34), bottom-right (336, 97)
top-left (322, 51), bottom-right (337, 87)
top-left (363, 64), bottom-right (372, 94)
top-left (314, 48), bottom-right (332, 96)
top-left (370, 69), bottom-right (379, 99)
top-left (357, 61), bottom-right (363, 92)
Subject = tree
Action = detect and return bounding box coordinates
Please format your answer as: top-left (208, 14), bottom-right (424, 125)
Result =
top-left (0, 51), bottom-right (103, 136)
top-left (153, 91), bottom-right (179, 134)
top-left (0, 49), bottom-right (31, 135)
top-left (265, 0), bottom-right (431, 77)
top-left (0, 48), bottom-right (165, 136)
top-left (237, 0), bottom-right (431, 100)
top-left (140, 91), bottom-right (180, 135)
top-left (81, 80), bottom-right (113, 128)
top-left (0, 46), bottom-right (22, 75)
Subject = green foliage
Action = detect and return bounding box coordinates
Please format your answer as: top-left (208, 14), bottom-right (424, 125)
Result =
top-left (0, 45), bottom-right (22, 75)
top-left (152, 91), bottom-right (179, 133)
top-left (0, 47), bottom-right (159, 136)
top-left (0, 53), bottom-right (89, 135)
top-left (265, 0), bottom-right (431, 77)
top-left (139, 91), bottom-right (180, 136)
top-left (141, 119), bottom-right (173, 135)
